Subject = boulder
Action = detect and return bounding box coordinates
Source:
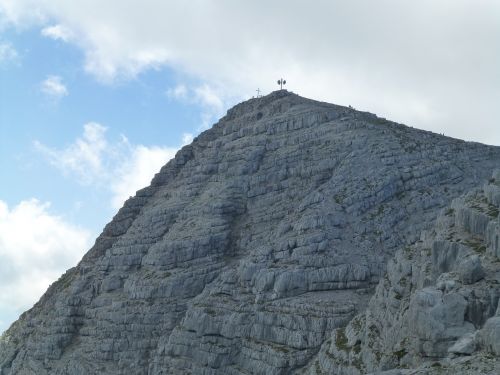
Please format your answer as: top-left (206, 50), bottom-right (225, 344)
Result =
top-left (457, 255), bottom-right (485, 285)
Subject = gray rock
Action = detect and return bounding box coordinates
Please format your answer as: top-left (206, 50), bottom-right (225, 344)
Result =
top-left (304, 173), bottom-right (500, 375)
top-left (457, 255), bottom-right (485, 284)
top-left (448, 332), bottom-right (477, 355)
top-left (2, 91), bottom-right (500, 374)
top-left (479, 317), bottom-right (500, 356)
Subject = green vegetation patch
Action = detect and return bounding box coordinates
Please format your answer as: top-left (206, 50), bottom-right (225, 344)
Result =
top-left (445, 208), bottom-right (454, 216)
top-left (335, 328), bottom-right (349, 351)
top-left (393, 348), bottom-right (407, 360)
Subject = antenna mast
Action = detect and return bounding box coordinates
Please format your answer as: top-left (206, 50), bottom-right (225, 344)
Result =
top-left (277, 78), bottom-right (286, 90)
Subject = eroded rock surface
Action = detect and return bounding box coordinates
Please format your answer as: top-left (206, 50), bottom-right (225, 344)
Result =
top-left (304, 174), bottom-right (500, 374)
top-left (1, 91), bottom-right (500, 374)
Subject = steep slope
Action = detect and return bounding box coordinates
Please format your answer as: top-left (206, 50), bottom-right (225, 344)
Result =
top-left (1, 90), bottom-right (500, 374)
top-left (307, 171), bottom-right (500, 374)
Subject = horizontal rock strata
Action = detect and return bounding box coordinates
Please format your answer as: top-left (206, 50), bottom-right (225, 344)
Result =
top-left (2, 91), bottom-right (500, 374)
top-left (304, 172), bottom-right (500, 374)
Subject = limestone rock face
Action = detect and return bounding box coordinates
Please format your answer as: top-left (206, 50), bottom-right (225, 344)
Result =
top-left (2, 91), bottom-right (500, 374)
top-left (448, 332), bottom-right (477, 355)
top-left (479, 317), bottom-right (500, 356)
top-left (307, 174), bottom-right (500, 374)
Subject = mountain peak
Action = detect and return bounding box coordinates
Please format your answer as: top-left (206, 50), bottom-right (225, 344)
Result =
top-left (2, 94), bottom-right (500, 374)
top-left (223, 89), bottom-right (302, 121)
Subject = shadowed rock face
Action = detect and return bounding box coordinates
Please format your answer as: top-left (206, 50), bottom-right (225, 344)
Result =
top-left (1, 91), bottom-right (500, 374)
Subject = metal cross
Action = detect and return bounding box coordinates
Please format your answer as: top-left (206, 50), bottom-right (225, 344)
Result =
top-left (256, 88), bottom-right (261, 98)
top-left (277, 78), bottom-right (286, 90)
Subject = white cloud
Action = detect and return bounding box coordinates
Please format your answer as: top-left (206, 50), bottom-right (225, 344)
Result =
top-left (182, 132), bottom-right (193, 145)
top-left (111, 145), bottom-right (176, 209)
top-left (166, 83), bottom-right (188, 100)
top-left (40, 75), bottom-right (68, 99)
top-left (41, 23), bottom-right (73, 41)
top-left (0, 41), bottom-right (17, 62)
top-left (35, 123), bottom-right (180, 209)
top-left (0, 198), bottom-right (92, 333)
top-left (34, 122), bottom-right (108, 184)
top-left (167, 83), bottom-right (226, 130)
top-left (2, 1), bottom-right (496, 143)
top-left (193, 84), bottom-right (223, 111)
top-left (2, 1), bottom-right (500, 143)
top-left (193, 84), bottom-right (225, 129)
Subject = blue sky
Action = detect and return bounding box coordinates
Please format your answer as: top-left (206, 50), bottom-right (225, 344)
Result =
top-left (2, 27), bottom-right (212, 230)
top-left (1, 1), bottom-right (500, 334)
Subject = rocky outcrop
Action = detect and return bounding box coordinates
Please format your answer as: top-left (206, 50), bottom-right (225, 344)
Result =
top-left (1, 91), bottom-right (500, 374)
top-left (306, 173), bottom-right (500, 374)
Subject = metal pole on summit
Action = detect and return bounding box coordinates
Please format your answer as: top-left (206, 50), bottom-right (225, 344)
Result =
top-left (277, 78), bottom-right (286, 90)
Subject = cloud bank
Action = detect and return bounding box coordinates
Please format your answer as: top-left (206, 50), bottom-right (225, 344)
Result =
top-left (0, 199), bottom-right (91, 333)
top-left (35, 122), bottom-right (179, 209)
top-left (166, 83), bottom-right (226, 130)
top-left (1, 0), bottom-right (499, 144)
top-left (110, 145), bottom-right (176, 209)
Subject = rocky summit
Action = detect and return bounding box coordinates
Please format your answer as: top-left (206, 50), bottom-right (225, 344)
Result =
top-left (2, 90), bottom-right (500, 374)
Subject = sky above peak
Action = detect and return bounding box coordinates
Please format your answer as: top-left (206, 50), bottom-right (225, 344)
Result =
top-left (1, 0), bottom-right (500, 333)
